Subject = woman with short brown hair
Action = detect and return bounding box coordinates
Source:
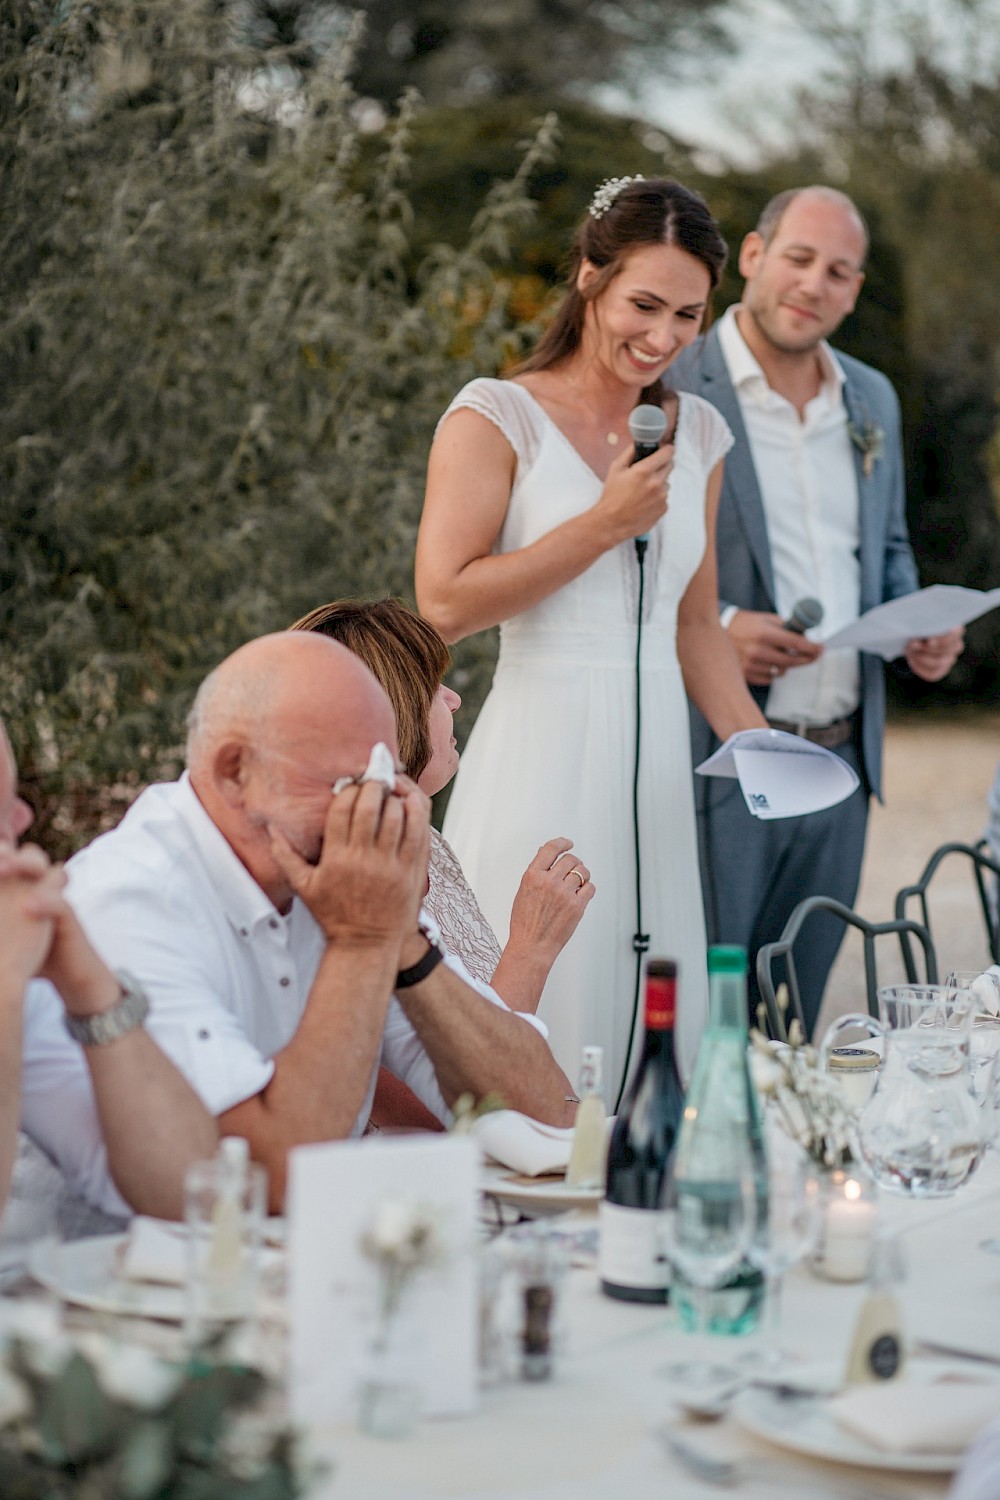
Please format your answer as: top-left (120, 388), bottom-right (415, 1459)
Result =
top-left (291, 597), bottom-right (594, 1012)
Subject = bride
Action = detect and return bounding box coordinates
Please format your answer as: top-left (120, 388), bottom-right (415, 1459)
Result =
top-left (416, 177), bottom-right (766, 1100)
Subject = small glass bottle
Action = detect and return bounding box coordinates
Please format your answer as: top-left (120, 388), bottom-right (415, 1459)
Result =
top-left (844, 1231), bottom-right (906, 1384)
top-left (565, 1046), bottom-right (606, 1189)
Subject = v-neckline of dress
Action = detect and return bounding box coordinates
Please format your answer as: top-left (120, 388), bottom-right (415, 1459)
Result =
top-left (510, 380), bottom-right (687, 486)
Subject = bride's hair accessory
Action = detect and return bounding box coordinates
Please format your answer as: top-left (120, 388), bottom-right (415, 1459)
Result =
top-left (589, 175), bottom-right (644, 220)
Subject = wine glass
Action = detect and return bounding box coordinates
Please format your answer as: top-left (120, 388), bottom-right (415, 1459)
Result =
top-left (742, 1155), bottom-right (821, 1369)
top-left (658, 1153), bottom-right (757, 1387)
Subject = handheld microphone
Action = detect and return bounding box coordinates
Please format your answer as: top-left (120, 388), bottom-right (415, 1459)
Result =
top-left (783, 597), bottom-right (824, 634)
top-left (628, 404), bottom-right (668, 551)
top-left (628, 404), bottom-right (668, 463)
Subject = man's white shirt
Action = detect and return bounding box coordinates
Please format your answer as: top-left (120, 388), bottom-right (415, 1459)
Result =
top-left (23, 773), bottom-right (546, 1215)
top-left (717, 303), bottom-right (862, 725)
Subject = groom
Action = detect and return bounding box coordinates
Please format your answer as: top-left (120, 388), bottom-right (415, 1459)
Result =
top-left (670, 186), bottom-right (964, 1034)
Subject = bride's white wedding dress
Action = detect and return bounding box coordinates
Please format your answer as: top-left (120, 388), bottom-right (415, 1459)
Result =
top-left (440, 377), bottom-right (733, 1097)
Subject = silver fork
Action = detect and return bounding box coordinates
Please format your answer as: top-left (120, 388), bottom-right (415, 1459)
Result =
top-left (660, 1428), bottom-right (901, 1499)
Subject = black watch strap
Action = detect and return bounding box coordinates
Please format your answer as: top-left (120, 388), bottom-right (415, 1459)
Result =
top-left (395, 935), bottom-right (446, 990)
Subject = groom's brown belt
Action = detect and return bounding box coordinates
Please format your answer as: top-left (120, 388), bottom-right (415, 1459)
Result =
top-left (766, 714), bottom-right (856, 749)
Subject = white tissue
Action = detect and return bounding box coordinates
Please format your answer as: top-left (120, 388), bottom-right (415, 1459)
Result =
top-left (332, 741), bottom-right (396, 795)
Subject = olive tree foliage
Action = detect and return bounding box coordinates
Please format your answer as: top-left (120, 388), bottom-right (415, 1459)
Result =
top-left (326, 0), bottom-right (734, 109)
top-left (1, 0), bottom-right (555, 852)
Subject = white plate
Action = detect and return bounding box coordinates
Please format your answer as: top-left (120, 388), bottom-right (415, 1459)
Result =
top-left (733, 1386), bottom-right (959, 1474)
top-left (29, 1235), bottom-right (188, 1322)
top-left (481, 1174), bottom-right (602, 1214)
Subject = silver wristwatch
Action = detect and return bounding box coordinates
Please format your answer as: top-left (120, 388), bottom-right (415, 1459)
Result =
top-left (63, 971), bottom-right (150, 1047)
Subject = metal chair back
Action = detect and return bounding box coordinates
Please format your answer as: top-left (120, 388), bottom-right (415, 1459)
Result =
top-left (894, 840), bottom-right (1000, 978)
top-left (755, 895), bottom-right (937, 1037)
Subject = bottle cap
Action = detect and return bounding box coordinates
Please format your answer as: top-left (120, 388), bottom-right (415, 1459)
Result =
top-left (219, 1136), bottom-right (249, 1169)
top-left (828, 1047), bottom-right (879, 1072)
top-left (646, 958), bottom-right (677, 980)
top-left (708, 945), bottom-right (746, 974)
top-left (580, 1045), bottom-right (603, 1090)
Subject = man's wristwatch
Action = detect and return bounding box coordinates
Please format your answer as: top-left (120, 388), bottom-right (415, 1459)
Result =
top-left (395, 930), bottom-right (446, 990)
top-left (63, 971), bottom-right (150, 1047)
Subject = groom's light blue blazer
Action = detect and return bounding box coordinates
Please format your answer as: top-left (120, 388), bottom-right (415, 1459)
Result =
top-left (669, 324), bottom-right (919, 802)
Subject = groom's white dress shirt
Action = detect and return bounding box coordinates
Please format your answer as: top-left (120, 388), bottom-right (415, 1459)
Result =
top-left (716, 304), bottom-right (862, 726)
top-left (23, 773), bottom-right (545, 1215)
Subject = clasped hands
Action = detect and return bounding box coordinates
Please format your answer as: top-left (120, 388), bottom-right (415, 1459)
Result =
top-left (0, 841), bottom-right (116, 1011)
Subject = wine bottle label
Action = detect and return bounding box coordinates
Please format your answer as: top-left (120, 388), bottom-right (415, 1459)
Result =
top-left (599, 1202), bottom-right (670, 1291)
top-left (645, 974), bottom-right (675, 1030)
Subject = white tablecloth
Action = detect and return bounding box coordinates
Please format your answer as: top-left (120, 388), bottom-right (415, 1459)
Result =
top-left (310, 1156), bottom-right (1000, 1500)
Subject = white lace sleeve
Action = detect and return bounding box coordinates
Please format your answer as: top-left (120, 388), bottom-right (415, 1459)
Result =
top-left (435, 378), bottom-right (542, 475)
top-left (682, 392), bottom-right (735, 472)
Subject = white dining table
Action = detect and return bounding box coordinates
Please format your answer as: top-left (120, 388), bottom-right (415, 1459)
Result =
top-left (308, 1155), bottom-right (1000, 1500)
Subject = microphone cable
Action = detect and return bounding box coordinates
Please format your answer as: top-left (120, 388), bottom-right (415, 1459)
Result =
top-left (613, 534), bottom-right (650, 1114)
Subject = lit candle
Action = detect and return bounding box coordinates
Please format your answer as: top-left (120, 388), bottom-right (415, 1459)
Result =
top-left (816, 1174), bottom-right (877, 1282)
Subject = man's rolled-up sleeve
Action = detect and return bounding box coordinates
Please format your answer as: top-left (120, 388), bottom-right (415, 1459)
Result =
top-left (379, 911), bottom-right (551, 1124)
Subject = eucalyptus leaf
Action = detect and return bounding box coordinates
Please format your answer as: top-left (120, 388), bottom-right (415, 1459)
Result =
top-left (35, 1354), bottom-right (125, 1466)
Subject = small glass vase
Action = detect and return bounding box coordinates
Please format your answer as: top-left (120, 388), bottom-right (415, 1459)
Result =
top-left (357, 1302), bottom-right (422, 1440)
top-left (809, 1167), bottom-right (878, 1283)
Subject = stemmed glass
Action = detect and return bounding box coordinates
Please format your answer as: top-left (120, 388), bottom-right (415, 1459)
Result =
top-left (742, 1155), bottom-right (821, 1369)
top-left (659, 1152), bottom-right (757, 1387)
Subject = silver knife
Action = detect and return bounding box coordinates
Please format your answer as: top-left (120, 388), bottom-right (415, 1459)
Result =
top-left (915, 1338), bottom-right (1000, 1367)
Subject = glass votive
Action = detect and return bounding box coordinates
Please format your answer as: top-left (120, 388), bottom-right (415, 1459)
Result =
top-left (184, 1141), bottom-right (267, 1343)
top-left (809, 1168), bottom-right (878, 1283)
top-left (508, 1225), bottom-right (568, 1382)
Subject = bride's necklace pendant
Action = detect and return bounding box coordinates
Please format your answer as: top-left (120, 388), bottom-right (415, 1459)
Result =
top-left (606, 431), bottom-right (620, 446)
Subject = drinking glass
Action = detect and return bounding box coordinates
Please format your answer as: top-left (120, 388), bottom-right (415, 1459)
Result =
top-left (659, 1155), bottom-right (757, 1386)
top-left (743, 1156), bottom-right (821, 1368)
top-left (944, 970), bottom-right (1000, 1106)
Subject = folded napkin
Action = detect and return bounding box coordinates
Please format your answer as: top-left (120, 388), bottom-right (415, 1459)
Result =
top-left (968, 967), bottom-right (1000, 1017)
top-left (472, 1112), bottom-right (576, 1176)
top-left (830, 1380), bottom-right (1000, 1454)
top-left (950, 1415), bottom-right (1000, 1500)
top-left (120, 1216), bottom-right (284, 1285)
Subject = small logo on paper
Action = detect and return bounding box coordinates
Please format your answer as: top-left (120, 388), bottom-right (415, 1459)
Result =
top-left (749, 793), bottom-right (770, 810)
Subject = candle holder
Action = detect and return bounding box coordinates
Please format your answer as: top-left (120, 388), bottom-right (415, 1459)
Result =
top-left (809, 1168), bottom-right (878, 1283)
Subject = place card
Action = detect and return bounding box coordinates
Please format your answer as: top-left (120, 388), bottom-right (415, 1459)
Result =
top-left (287, 1134), bottom-right (478, 1424)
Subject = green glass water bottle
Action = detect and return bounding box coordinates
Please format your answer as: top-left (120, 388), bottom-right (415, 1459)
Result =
top-left (670, 944), bottom-right (768, 1335)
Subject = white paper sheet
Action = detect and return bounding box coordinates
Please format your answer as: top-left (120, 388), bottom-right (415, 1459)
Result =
top-left (823, 584), bottom-right (1000, 659)
top-left (695, 728), bottom-right (859, 819)
top-left (287, 1135), bottom-right (478, 1424)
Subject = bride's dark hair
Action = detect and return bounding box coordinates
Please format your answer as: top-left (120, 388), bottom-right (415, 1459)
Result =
top-left (515, 178), bottom-right (727, 403)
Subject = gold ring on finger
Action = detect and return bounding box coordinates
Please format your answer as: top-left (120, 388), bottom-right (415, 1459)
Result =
top-left (567, 867), bottom-right (586, 890)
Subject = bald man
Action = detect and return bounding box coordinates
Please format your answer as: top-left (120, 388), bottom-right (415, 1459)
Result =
top-left (43, 634), bottom-right (572, 1210)
top-left (670, 186), bottom-right (964, 1033)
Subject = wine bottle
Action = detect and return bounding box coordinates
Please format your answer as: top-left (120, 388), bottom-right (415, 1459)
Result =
top-left (599, 959), bottom-right (685, 1303)
top-left (670, 945), bottom-right (768, 1335)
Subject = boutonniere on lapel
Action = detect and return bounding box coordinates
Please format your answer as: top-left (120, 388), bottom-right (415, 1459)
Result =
top-left (847, 417), bottom-right (885, 478)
